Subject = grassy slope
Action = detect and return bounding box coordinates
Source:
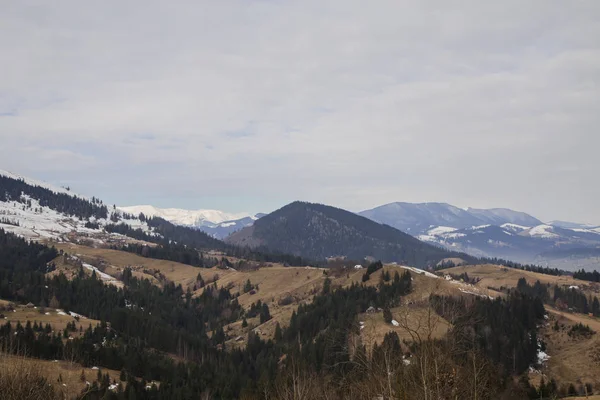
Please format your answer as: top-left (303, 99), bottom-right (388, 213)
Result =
top-left (0, 353), bottom-right (122, 399)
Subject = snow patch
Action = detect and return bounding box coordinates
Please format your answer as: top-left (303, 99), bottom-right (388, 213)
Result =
top-left (427, 226), bottom-right (457, 236)
top-left (470, 224), bottom-right (491, 230)
top-left (82, 263), bottom-right (123, 288)
top-left (398, 265), bottom-right (439, 279)
top-left (528, 225), bottom-right (558, 239)
top-left (501, 223), bottom-right (530, 231)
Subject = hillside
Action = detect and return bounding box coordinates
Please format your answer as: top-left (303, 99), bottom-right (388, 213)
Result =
top-left (1, 223), bottom-right (597, 398)
top-left (441, 263), bottom-right (600, 390)
top-left (227, 201), bottom-right (474, 267)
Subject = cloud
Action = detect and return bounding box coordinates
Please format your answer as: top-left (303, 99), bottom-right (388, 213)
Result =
top-left (0, 0), bottom-right (599, 223)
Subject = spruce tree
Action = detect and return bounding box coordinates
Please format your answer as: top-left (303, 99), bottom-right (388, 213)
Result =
top-left (383, 307), bottom-right (393, 324)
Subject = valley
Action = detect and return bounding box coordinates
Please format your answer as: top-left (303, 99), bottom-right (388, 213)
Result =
top-left (1, 169), bottom-right (599, 399)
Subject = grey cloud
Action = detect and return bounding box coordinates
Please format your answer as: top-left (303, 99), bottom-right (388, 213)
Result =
top-left (0, 0), bottom-right (598, 222)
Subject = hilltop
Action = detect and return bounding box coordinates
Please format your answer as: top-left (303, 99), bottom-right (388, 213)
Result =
top-left (227, 201), bottom-right (474, 267)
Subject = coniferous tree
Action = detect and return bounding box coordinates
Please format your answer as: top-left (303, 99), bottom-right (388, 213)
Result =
top-left (260, 303), bottom-right (271, 324)
top-left (383, 306), bottom-right (393, 324)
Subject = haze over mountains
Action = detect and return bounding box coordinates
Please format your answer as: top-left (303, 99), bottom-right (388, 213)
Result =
top-left (359, 202), bottom-right (600, 270)
top-left (0, 170), bottom-right (466, 268)
top-left (2, 168), bottom-right (599, 271)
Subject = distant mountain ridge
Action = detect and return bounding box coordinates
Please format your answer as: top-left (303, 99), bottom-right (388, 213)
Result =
top-left (226, 201), bottom-right (474, 267)
top-left (118, 205), bottom-right (252, 225)
top-left (465, 207), bottom-right (542, 227)
top-left (359, 202), bottom-right (600, 270)
top-left (358, 202), bottom-right (542, 234)
top-left (118, 205), bottom-right (263, 238)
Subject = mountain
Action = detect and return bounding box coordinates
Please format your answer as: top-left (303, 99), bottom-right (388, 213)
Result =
top-left (118, 205), bottom-right (251, 226)
top-left (465, 207), bottom-right (542, 227)
top-left (546, 220), bottom-right (600, 230)
top-left (358, 202), bottom-right (484, 233)
top-left (199, 214), bottom-right (266, 239)
top-left (359, 201), bottom-right (600, 270)
top-left (118, 205), bottom-right (263, 239)
top-left (226, 201), bottom-right (474, 267)
top-left (359, 202), bottom-right (542, 234)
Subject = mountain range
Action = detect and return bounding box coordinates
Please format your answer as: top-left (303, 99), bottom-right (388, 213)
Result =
top-left (0, 170), bottom-right (469, 268)
top-left (359, 202), bottom-right (600, 270)
top-left (118, 205), bottom-right (264, 239)
top-left (225, 201), bottom-right (473, 267)
top-left (2, 168), bottom-right (599, 270)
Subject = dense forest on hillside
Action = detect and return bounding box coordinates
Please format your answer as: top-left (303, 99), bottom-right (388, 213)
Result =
top-left (512, 277), bottom-right (600, 317)
top-left (0, 228), bottom-right (583, 399)
top-left (229, 201), bottom-right (475, 267)
top-left (0, 174), bottom-right (108, 219)
top-left (105, 218), bottom-right (312, 267)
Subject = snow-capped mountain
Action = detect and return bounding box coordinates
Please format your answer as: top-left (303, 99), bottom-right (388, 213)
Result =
top-left (360, 202), bottom-right (600, 270)
top-left (118, 205), bottom-right (263, 239)
top-left (118, 205), bottom-right (251, 227)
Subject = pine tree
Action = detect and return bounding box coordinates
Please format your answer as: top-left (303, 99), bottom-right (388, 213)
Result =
top-left (260, 303), bottom-right (271, 324)
top-left (322, 277), bottom-right (331, 295)
top-left (383, 306), bottom-right (393, 324)
top-left (274, 323), bottom-right (282, 341)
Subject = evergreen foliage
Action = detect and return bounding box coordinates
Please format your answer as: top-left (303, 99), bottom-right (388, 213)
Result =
top-left (0, 174), bottom-right (108, 219)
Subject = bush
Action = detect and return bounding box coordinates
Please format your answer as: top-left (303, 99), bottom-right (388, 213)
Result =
top-left (0, 355), bottom-right (58, 400)
top-left (568, 323), bottom-right (595, 339)
top-left (278, 295), bottom-right (294, 306)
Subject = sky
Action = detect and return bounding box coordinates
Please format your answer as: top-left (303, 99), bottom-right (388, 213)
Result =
top-left (1, 1), bottom-right (599, 224)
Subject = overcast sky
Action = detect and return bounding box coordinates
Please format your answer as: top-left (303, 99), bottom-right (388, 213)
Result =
top-left (1, 1), bottom-right (599, 223)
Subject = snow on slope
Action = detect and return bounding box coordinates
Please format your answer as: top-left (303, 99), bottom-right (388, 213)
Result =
top-left (0, 195), bottom-right (152, 241)
top-left (0, 169), bottom-right (80, 197)
top-left (528, 224), bottom-right (559, 239)
top-left (0, 196), bottom-right (89, 240)
top-left (427, 226), bottom-right (457, 235)
top-left (118, 205), bottom-right (250, 227)
top-left (501, 223), bottom-right (530, 232)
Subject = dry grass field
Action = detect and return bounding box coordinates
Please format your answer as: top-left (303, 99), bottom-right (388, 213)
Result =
top-left (538, 306), bottom-right (600, 388)
top-left (444, 264), bottom-right (599, 295)
top-left (53, 242), bottom-right (235, 289)
top-left (0, 352), bottom-right (122, 399)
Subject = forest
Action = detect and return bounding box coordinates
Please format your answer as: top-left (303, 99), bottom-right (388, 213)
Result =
top-left (0, 227), bottom-right (587, 399)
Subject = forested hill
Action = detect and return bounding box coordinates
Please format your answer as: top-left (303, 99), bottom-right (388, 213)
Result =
top-left (106, 216), bottom-right (311, 266)
top-left (0, 172), bottom-right (108, 219)
top-left (226, 201), bottom-right (475, 267)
